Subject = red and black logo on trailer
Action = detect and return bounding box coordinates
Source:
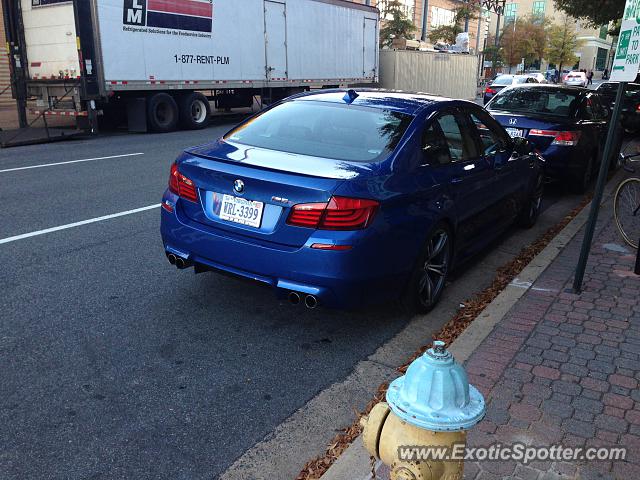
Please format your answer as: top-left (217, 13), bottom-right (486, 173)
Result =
top-left (123, 0), bottom-right (213, 33)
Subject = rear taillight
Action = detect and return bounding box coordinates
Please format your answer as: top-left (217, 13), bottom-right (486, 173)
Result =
top-left (636, 103), bottom-right (640, 112)
top-left (169, 163), bottom-right (198, 202)
top-left (287, 196), bottom-right (379, 230)
top-left (286, 202), bottom-right (327, 228)
top-left (529, 129), bottom-right (581, 146)
top-left (485, 87), bottom-right (497, 95)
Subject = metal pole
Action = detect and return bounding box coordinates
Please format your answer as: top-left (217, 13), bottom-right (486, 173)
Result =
top-left (573, 81), bottom-right (626, 293)
top-left (492, 12), bottom-right (501, 77)
top-left (476, 8), bottom-right (482, 53)
top-left (421, 0), bottom-right (429, 42)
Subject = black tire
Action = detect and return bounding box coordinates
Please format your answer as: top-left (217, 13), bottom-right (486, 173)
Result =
top-left (178, 92), bottom-right (211, 130)
top-left (518, 174), bottom-right (544, 229)
top-left (570, 153), bottom-right (595, 194)
top-left (147, 93), bottom-right (179, 133)
top-left (401, 223), bottom-right (452, 314)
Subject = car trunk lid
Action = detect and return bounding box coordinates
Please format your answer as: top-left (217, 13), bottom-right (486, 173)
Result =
top-left (176, 141), bottom-right (375, 247)
top-left (489, 112), bottom-right (575, 150)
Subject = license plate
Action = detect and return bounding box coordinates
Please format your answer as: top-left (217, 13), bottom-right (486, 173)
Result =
top-left (506, 128), bottom-right (525, 138)
top-left (219, 194), bottom-right (264, 228)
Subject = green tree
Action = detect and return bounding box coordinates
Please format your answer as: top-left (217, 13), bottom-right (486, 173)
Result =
top-left (523, 15), bottom-right (551, 68)
top-left (497, 15), bottom-right (550, 72)
top-left (500, 18), bottom-right (526, 72)
top-left (428, 6), bottom-right (477, 45)
top-left (554, 0), bottom-right (625, 27)
top-left (379, 0), bottom-right (416, 48)
top-left (482, 34), bottom-right (504, 75)
top-left (546, 15), bottom-right (582, 80)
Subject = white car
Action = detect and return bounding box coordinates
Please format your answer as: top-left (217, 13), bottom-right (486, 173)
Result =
top-left (564, 71), bottom-right (588, 87)
top-left (526, 72), bottom-right (547, 84)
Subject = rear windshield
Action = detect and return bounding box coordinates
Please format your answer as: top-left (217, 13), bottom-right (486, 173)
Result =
top-left (488, 88), bottom-right (580, 117)
top-left (493, 75), bottom-right (515, 85)
top-left (223, 100), bottom-right (413, 162)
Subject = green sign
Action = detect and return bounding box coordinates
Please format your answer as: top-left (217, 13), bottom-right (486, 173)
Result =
top-left (618, 30), bottom-right (632, 59)
top-left (612, 0), bottom-right (640, 81)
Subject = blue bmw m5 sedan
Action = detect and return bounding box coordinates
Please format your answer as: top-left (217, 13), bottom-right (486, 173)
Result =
top-left (160, 90), bottom-right (544, 311)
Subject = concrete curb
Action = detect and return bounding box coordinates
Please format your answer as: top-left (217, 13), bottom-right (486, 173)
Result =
top-left (319, 172), bottom-right (624, 480)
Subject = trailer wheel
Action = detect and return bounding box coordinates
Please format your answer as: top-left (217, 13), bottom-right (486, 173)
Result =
top-left (178, 92), bottom-right (211, 130)
top-left (147, 93), bottom-right (179, 133)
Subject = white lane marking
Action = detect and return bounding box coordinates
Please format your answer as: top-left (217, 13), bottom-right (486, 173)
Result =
top-left (0, 204), bottom-right (161, 245)
top-left (0, 152), bottom-right (145, 173)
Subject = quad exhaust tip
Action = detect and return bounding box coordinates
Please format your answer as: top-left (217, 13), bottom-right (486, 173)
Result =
top-left (175, 257), bottom-right (189, 269)
top-left (304, 295), bottom-right (318, 309)
top-left (289, 292), bottom-right (318, 309)
top-left (166, 252), bottom-right (191, 269)
top-left (288, 291), bottom-right (301, 305)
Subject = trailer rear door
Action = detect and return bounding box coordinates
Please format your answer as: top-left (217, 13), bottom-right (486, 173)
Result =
top-left (20, 0), bottom-right (80, 79)
top-left (363, 17), bottom-right (377, 79)
top-left (264, 0), bottom-right (287, 81)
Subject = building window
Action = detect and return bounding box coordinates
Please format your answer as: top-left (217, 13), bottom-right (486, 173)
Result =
top-left (378, 0), bottom-right (415, 21)
top-left (532, 1), bottom-right (545, 17)
top-left (599, 25), bottom-right (609, 39)
top-left (596, 47), bottom-right (608, 70)
top-left (504, 3), bottom-right (517, 23)
top-left (431, 6), bottom-right (455, 27)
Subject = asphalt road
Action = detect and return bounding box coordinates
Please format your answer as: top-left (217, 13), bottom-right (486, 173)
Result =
top-left (0, 123), bottom-right (580, 480)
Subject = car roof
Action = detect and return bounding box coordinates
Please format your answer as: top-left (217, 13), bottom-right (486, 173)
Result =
top-left (289, 89), bottom-right (473, 115)
top-left (599, 81), bottom-right (640, 87)
top-left (504, 84), bottom-right (589, 95)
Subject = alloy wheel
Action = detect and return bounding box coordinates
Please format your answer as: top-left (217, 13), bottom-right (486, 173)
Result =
top-left (530, 176), bottom-right (544, 219)
top-left (418, 230), bottom-right (450, 309)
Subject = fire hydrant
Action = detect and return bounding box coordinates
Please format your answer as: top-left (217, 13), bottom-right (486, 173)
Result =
top-left (360, 341), bottom-right (486, 480)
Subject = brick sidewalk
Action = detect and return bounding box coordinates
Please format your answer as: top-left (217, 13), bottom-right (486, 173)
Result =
top-left (358, 202), bottom-right (639, 480)
top-left (464, 205), bottom-right (640, 480)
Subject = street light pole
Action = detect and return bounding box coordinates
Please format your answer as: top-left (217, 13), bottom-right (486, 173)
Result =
top-left (572, 81), bottom-right (626, 293)
top-left (421, 0), bottom-right (429, 42)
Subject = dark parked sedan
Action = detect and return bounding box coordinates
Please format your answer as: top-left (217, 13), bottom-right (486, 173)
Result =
top-left (486, 85), bottom-right (621, 193)
top-left (161, 90), bottom-right (544, 311)
top-left (596, 81), bottom-right (640, 133)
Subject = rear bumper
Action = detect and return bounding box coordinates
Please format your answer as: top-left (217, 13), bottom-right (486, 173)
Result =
top-left (160, 197), bottom-right (406, 309)
top-left (538, 147), bottom-right (588, 180)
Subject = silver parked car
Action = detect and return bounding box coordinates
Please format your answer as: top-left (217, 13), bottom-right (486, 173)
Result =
top-left (564, 71), bottom-right (588, 88)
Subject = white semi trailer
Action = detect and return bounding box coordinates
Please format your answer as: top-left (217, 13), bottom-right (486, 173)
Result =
top-left (3, 0), bottom-right (379, 133)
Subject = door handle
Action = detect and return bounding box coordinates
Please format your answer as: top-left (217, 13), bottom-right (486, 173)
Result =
top-left (451, 177), bottom-right (464, 184)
